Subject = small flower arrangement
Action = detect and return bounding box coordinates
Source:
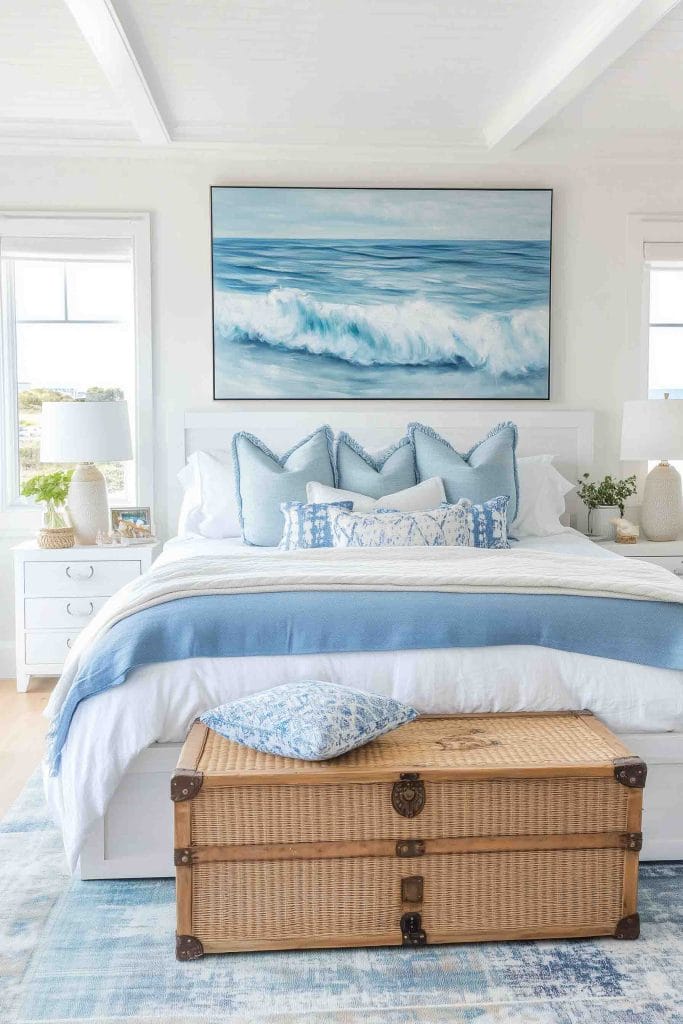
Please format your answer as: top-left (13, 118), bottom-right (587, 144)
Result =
top-left (576, 473), bottom-right (637, 517)
top-left (21, 470), bottom-right (73, 529)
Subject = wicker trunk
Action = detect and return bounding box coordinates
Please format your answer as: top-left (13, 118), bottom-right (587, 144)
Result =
top-left (172, 711), bottom-right (645, 959)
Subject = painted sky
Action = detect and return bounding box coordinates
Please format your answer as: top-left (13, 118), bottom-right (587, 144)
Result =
top-left (211, 188), bottom-right (552, 241)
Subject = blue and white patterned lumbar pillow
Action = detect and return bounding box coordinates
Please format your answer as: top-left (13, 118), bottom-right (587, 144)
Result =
top-left (330, 496), bottom-right (510, 549)
top-left (200, 681), bottom-right (419, 761)
top-left (335, 432), bottom-right (417, 499)
top-left (280, 500), bottom-right (354, 549)
top-left (330, 503), bottom-right (470, 548)
top-left (456, 495), bottom-right (511, 549)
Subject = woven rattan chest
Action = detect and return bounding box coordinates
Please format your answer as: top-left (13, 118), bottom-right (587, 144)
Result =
top-left (172, 711), bottom-right (645, 959)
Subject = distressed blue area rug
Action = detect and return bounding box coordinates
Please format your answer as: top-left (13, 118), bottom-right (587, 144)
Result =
top-left (1, 775), bottom-right (682, 1024)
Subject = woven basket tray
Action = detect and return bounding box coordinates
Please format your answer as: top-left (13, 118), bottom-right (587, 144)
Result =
top-left (38, 526), bottom-right (75, 549)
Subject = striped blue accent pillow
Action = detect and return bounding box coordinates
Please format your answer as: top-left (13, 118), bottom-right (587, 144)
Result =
top-left (455, 495), bottom-right (511, 549)
top-left (280, 501), bottom-right (354, 549)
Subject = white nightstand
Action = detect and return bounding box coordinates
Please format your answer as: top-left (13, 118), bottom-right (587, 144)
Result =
top-left (13, 540), bottom-right (161, 692)
top-left (597, 535), bottom-right (683, 577)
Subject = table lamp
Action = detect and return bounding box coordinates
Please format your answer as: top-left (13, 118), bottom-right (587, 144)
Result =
top-left (40, 401), bottom-right (133, 545)
top-left (621, 394), bottom-right (683, 541)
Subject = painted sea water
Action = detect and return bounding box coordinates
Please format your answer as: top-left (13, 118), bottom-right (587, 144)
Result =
top-left (211, 189), bottom-right (551, 399)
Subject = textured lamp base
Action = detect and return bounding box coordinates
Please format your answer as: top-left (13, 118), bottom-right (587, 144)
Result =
top-left (67, 463), bottom-right (109, 545)
top-left (641, 462), bottom-right (682, 542)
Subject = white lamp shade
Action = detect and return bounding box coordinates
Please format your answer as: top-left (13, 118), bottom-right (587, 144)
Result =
top-left (40, 401), bottom-right (133, 464)
top-left (621, 399), bottom-right (683, 461)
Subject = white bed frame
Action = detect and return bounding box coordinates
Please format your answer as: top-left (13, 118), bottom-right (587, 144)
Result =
top-left (78, 408), bottom-right (683, 878)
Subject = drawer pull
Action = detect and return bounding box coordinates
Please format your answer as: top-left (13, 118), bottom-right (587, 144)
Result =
top-left (66, 601), bottom-right (94, 618)
top-left (66, 638), bottom-right (73, 649)
top-left (66, 565), bottom-right (94, 581)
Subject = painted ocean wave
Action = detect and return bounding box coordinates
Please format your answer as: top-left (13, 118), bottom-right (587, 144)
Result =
top-left (215, 287), bottom-right (548, 378)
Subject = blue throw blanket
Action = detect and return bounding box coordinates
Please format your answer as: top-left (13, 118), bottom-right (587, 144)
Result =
top-left (48, 589), bottom-right (683, 773)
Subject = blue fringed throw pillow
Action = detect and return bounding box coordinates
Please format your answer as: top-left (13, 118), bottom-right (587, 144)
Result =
top-left (200, 681), bottom-right (419, 761)
top-left (335, 432), bottom-right (417, 498)
top-left (280, 500), bottom-right (354, 549)
top-left (232, 426), bottom-right (336, 546)
top-left (409, 421), bottom-right (519, 521)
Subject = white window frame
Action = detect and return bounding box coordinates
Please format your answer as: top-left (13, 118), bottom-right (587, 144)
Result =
top-left (627, 213), bottom-right (683, 401)
top-left (0, 213), bottom-right (153, 528)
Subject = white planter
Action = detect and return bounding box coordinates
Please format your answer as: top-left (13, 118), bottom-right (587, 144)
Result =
top-left (587, 505), bottom-right (620, 540)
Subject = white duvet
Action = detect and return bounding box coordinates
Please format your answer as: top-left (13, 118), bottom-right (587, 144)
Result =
top-left (46, 531), bottom-right (683, 871)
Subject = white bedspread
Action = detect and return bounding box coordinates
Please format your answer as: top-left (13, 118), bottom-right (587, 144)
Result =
top-left (45, 532), bottom-right (683, 871)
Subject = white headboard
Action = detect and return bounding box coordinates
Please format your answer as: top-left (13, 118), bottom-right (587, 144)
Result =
top-left (171, 407), bottom-right (594, 536)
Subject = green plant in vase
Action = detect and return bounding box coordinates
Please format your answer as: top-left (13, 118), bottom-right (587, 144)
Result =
top-left (577, 472), bottom-right (637, 537)
top-left (21, 470), bottom-right (74, 529)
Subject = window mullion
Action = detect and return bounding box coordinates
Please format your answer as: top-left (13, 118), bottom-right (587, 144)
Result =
top-left (0, 258), bottom-right (21, 508)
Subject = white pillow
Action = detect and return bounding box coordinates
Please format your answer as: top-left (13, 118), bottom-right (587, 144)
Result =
top-left (307, 477), bottom-right (446, 513)
top-left (177, 450), bottom-right (238, 538)
top-left (513, 456), bottom-right (575, 538)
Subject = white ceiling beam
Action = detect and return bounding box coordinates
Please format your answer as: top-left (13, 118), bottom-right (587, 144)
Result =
top-left (484, 0), bottom-right (682, 152)
top-left (62, 0), bottom-right (170, 145)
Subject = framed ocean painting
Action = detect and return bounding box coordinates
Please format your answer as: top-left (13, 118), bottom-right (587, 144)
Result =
top-left (211, 187), bottom-right (552, 400)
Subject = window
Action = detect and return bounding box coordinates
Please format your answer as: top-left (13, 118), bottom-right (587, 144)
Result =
top-left (0, 216), bottom-right (152, 519)
top-left (645, 242), bottom-right (683, 477)
top-left (648, 264), bottom-right (683, 400)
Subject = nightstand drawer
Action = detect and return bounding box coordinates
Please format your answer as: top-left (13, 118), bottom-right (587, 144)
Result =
top-left (25, 596), bottom-right (109, 629)
top-left (633, 555), bottom-right (683, 576)
top-left (24, 559), bottom-right (141, 597)
top-left (25, 630), bottom-right (81, 666)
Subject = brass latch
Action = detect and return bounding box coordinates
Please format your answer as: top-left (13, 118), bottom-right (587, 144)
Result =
top-left (392, 773), bottom-right (426, 818)
top-left (400, 912), bottom-right (427, 946)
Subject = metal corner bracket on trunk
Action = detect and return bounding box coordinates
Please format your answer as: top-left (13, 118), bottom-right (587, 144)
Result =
top-left (613, 757), bottom-right (647, 789)
top-left (176, 934), bottom-right (204, 960)
top-left (171, 769), bottom-right (204, 802)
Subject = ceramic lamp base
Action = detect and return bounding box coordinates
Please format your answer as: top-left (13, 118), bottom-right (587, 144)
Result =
top-left (67, 463), bottom-right (109, 545)
top-left (640, 462), bottom-right (682, 542)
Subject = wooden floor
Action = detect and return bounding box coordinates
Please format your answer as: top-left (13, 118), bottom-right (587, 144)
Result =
top-left (0, 677), bottom-right (55, 818)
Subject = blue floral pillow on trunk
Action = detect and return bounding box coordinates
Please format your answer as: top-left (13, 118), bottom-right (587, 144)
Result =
top-left (200, 681), bottom-right (418, 761)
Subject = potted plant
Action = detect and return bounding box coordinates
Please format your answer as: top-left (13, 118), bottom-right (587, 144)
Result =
top-left (21, 470), bottom-right (75, 549)
top-left (576, 473), bottom-right (637, 539)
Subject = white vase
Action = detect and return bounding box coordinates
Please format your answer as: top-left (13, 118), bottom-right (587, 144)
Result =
top-left (588, 505), bottom-right (619, 540)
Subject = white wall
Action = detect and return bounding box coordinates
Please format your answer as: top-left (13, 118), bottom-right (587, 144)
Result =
top-left (0, 151), bottom-right (679, 674)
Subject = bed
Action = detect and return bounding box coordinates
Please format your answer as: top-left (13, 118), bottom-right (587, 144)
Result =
top-left (43, 409), bottom-right (683, 878)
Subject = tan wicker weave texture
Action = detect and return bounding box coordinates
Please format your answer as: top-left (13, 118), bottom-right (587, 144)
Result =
top-left (191, 848), bottom-right (625, 942)
top-left (197, 714), bottom-right (628, 779)
top-left (191, 776), bottom-right (628, 846)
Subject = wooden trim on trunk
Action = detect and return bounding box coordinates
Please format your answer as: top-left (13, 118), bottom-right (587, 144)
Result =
top-left (197, 762), bottom-right (620, 787)
top-left (622, 788), bottom-right (643, 919)
top-left (177, 721), bottom-right (209, 773)
top-left (579, 712), bottom-right (634, 756)
top-left (200, 921), bottom-right (618, 954)
top-left (174, 800), bottom-right (193, 937)
top-left (184, 831), bottom-right (634, 865)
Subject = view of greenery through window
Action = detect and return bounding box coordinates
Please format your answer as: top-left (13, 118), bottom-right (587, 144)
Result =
top-left (9, 257), bottom-right (136, 504)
